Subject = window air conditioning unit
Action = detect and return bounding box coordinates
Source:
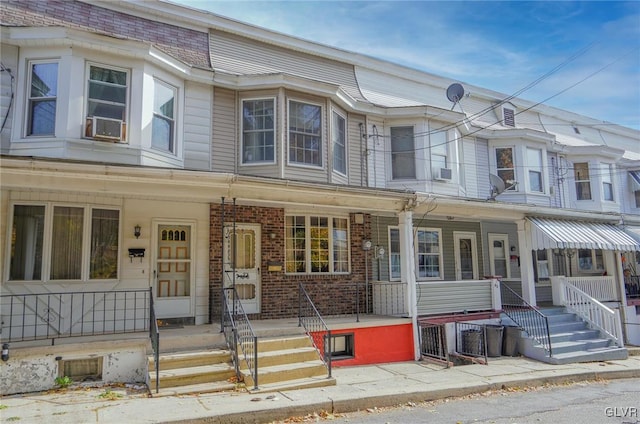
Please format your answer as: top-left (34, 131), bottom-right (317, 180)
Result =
top-left (91, 116), bottom-right (124, 142)
top-left (435, 167), bottom-right (453, 181)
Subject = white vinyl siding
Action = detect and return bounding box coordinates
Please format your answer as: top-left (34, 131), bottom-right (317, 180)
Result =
top-left (212, 87), bottom-right (236, 173)
top-left (183, 81), bottom-right (212, 171)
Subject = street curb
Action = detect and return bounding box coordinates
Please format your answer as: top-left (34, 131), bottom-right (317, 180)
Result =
top-left (167, 369), bottom-right (640, 424)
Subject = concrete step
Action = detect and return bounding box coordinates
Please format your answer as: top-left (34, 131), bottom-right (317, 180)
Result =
top-left (545, 313), bottom-right (579, 324)
top-left (546, 346), bottom-right (628, 365)
top-left (549, 329), bottom-right (601, 344)
top-left (247, 375), bottom-right (336, 394)
top-left (549, 338), bottom-right (612, 355)
top-left (149, 362), bottom-right (236, 389)
top-left (547, 321), bottom-right (588, 334)
top-left (149, 349), bottom-right (231, 371)
top-left (240, 346), bottom-right (320, 369)
top-left (242, 360), bottom-right (328, 387)
top-left (149, 380), bottom-right (240, 397)
top-left (255, 335), bottom-right (312, 352)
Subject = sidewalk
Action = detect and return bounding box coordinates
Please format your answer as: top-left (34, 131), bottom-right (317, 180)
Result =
top-left (2, 355), bottom-right (640, 424)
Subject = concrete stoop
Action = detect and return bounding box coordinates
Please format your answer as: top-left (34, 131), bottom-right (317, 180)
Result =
top-left (240, 335), bottom-right (336, 393)
top-left (518, 307), bottom-right (628, 365)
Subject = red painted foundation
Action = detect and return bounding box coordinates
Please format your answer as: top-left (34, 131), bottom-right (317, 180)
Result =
top-left (315, 323), bottom-right (414, 366)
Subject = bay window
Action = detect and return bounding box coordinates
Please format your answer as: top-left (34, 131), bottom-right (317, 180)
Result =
top-left (332, 111), bottom-right (346, 174)
top-left (391, 126), bottom-right (415, 179)
top-left (285, 215), bottom-right (349, 274)
top-left (496, 147), bottom-right (516, 190)
top-left (430, 130), bottom-right (448, 179)
top-left (152, 79), bottom-right (176, 153)
top-left (27, 61), bottom-right (58, 136)
top-left (9, 204), bottom-right (120, 282)
top-left (289, 101), bottom-right (322, 166)
top-left (527, 148), bottom-right (543, 192)
top-left (574, 162), bottom-right (591, 200)
top-left (601, 163), bottom-right (614, 201)
top-left (86, 64), bottom-right (128, 141)
top-left (242, 98), bottom-right (275, 163)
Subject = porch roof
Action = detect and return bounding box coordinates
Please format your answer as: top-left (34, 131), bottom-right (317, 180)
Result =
top-left (527, 217), bottom-right (640, 252)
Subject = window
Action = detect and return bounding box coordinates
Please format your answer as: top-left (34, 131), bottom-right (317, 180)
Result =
top-left (636, 190), bottom-right (640, 209)
top-left (527, 148), bottom-right (543, 192)
top-left (574, 162), bottom-right (591, 200)
top-left (430, 131), bottom-right (448, 179)
top-left (391, 126), bottom-right (415, 179)
top-left (533, 249), bottom-right (550, 282)
top-left (578, 249), bottom-right (604, 272)
top-left (289, 101), bottom-right (322, 166)
top-left (601, 163), bottom-right (614, 201)
top-left (152, 79), bottom-right (176, 153)
top-left (87, 65), bottom-right (127, 121)
top-left (389, 227), bottom-right (401, 280)
top-left (27, 61), bottom-right (58, 136)
top-left (328, 333), bottom-right (354, 359)
top-left (415, 228), bottom-right (442, 279)
top-left (332, 111), bottom-right (346, 174)
top-left (496, 147), bottom-right (516, 190)
top-left (285, 215), bottom-right (349, 274)
top-left (488, 233), bottom-right (510, 279)
top-left (242, 99), bottom-right (275, 163)
top-left (9, 204), bottom-right (119, 282)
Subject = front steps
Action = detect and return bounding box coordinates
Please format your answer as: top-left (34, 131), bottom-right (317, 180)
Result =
top-left (148, 333), bottom-right (335, 396)
top-left (240, 335), bottom-right (336, 393)
top-left (516, 307), bottom-right (628, 365)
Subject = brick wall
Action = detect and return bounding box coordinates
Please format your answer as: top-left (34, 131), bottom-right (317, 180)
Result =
top-left (209, 203), bottom-right (371, 320)
top-left (1, 0), bottom-right (210, 68)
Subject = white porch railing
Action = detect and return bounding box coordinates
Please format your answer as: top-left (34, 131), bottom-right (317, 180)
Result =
top-left (566, 276), bottom-right (619, 302)
top-left (416, 279), bottom-right (501, 316)
top-left (551, 276), bottom-right (624, 348)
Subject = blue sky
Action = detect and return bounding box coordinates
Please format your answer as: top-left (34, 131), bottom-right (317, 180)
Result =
top-left (172, 1), bottom-right (640, 130)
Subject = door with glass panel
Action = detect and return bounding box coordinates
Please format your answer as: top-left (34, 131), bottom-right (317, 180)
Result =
top-left (154, 224), bottom-right (193, 318)
top-left (454, 232), bottom-right (478, 280)
top-left (223, 224), bottom-right (261, 314)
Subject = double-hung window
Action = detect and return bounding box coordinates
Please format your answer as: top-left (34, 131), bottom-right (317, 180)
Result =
top-left (389, 228), bottom-right (401, 280)
top-left (527, 148), bottom-right (543, 192)
top-left (242, 99), bottom-right (275, 163)
top-left (27, 61), bottom-right (58, 136)
top-left (578, 249), bottom-right (604, 272)
top-left (391, 126), bottom-right (415, 179)
top-left (86, 64), bottom-right (128, 141)
top-left (285, 215), bottom-right (349, 274)
top-left (496, 147), bottom-right (516, 190)
top-left (488, 233), bottom-right (510, 279)
top-left (601, 163), bottom-right (614, 201)
top-left (430, 131), bottom-right (448, 179)
top-left (152, 79), bottom-right (176, 153)
top-left (574, 162), bottom-right (591, 200)
top-left (415, 228), bottom-right (442, 279)
top-left (332, 111), bottom-right (346, 174)
top-left (289, 101), bottom-right (322, 166)
top-left (9, 204), bottom-right (120, 282)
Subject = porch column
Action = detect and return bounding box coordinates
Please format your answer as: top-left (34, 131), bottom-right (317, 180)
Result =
top-left (398, 210), bottom-right (418, 359)
top-left (517, 219), bottom-right (537, 306)
top-left (614, 250), bottom-right (628, 342)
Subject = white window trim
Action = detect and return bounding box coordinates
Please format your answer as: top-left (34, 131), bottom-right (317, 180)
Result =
top-left (284, 215), bottom-right (350, 275)
top-left (286, 99), bottom-right (324, 170)
top-left (526, 147), bottom-right (544, 193)
top-left (601, 163), bottom-right (615, 202)
top-left (488, 233), bottom-right (511, 279)
top-left (331, 109), bottom-right (347, 176)
top-left (388, 226), bottom-right (401, 281)
top-left (151, 77), bottom-right (178, 155)
top-left (241, 97), bottom-right (277, 166)
top-left (84, 61), bottom-right (130, 141)
top-left (453, 231), bottom-right (479, 280)
top-left (24, 59), bottom-right (59, 138)
top-left (494, 145), bottom-right (518, 192)
top-left (414, 227), bottom-right (444, 281)
top-left (390, 125), bottom-right (417, 180)
top-left (573, 161), bottom-right (592, 201)
top-left (5, 201), bottom-right (121, 283)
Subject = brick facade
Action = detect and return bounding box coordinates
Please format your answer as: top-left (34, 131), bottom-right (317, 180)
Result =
top-left (1, 0), bottom-right (210, 68)
top-left (209, 203), bottom-right (372, 320)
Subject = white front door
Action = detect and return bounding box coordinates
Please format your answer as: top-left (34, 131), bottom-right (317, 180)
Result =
top-left (454, 232), bottom-right (478, 280)
top-left (154, 223), bottom-right (194, 318)
top-left (223, 224), bottom-right (261, 314)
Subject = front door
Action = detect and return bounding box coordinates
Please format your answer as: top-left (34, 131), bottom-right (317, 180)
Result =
top-left (154, 224), bottom-right (194, 318)
top-left (223, 224), bottom-right (261, 314)
top-left (454, 232), bottom-right (478, 280)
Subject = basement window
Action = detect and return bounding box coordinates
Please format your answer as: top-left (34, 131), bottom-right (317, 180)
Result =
top-left (58, 357), bottom-right (103, 382)
top-left (328, 333), bottom-right (354, 360)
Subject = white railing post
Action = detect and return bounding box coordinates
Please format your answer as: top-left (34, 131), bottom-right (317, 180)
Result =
top-left (490, 278), bottom-right (502, 311)
top-left (551, 276), bottom-right (566, 306)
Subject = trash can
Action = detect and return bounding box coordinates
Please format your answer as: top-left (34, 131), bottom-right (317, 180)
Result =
top-left (485, 325), bottom-right (504, 357)
top-left (502, 326), bottom-right (521, 357)
top-left (462, 329), bottom-right (483, 356)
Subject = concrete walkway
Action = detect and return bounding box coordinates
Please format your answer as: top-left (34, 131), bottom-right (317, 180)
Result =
top-left (2, 355), bottom-right (640, 424)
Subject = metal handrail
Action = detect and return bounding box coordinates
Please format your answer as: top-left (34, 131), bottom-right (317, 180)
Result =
top-left (0, 289), bottom-right (151, 344)
top-left (148, 287), bottom-right (160, 394)
top-left (298, 283), bottom-right (332, 378)
top-left (500, 283), bottom-right (553, 356)
top-left (222, 287), bottom-right (258, 390)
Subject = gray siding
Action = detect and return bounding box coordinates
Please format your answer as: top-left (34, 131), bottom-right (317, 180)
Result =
top-left (366, 116), bottom-right (386, 188)
top-left (1, 44), bottom-right (18, 153)
top-left (211, 87), bottom-right (236, 173)
top-left (462, 136), bottom-right (479, 198)
top-left (417, 281), bottom-right (493, 316)
top-left (475, 137), bottom-right (490, 200)
top-left (209, 30), bottom-right (365, 102)
top-left (183, 81), bottom-right (212, 170)
top-left (371, 216), bottom-right (398, 281)
top-left (347, 112), bottom-right (366, 186)
top-left (546, 152), bottom-right (562, 208)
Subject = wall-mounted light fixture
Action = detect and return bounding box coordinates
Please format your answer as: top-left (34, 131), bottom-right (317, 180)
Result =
top-left (134, 224), bottom-right (141, 239)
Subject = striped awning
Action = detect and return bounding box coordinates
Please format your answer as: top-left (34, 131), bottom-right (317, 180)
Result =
top-left (527, 217), bottom-right (640, 251)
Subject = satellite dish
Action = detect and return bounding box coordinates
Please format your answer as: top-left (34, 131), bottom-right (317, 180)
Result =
top-left (446, 83), bottom-right (465, 103)
top-left (489, 173), bottom-right (506, 200)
